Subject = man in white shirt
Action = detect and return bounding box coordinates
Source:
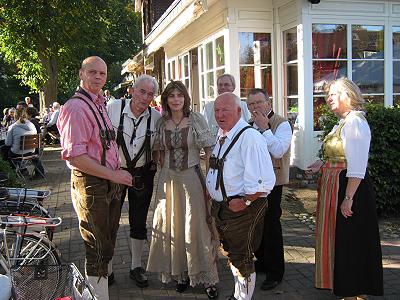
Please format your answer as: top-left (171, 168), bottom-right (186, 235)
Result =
top-left (202, 74), bottom-right (251, 144)
top-left (107, 74), bottom-right (161, 288)
top-left (246, 88), bottom-right (292, 291)
top-left (44, 102), bottom-right (61, 144)
top-left (206, 92), bottom-right (275, 300)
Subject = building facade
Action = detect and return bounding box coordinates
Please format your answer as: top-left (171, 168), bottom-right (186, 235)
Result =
top-left (124, 0), bottom-right (400, 169)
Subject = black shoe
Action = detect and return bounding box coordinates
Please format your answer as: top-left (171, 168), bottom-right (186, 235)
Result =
top-left (226, 295), bottom-right (237, 300)
top-left (129, 267), bottom-right (149, 288)
top-left (205, 285), bottom-right (218, 299)
top-left (176, 278), bottom-right (190, 293)
top-left (260, 279), bottom-right (280, 290)
top-left (108, 272), bottom-right (115, 286)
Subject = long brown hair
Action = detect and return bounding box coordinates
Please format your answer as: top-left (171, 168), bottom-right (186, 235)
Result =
top-left (161, 80), bottom-right (191, 118)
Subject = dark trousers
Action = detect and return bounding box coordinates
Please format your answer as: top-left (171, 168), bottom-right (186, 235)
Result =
top-left (71, 170), bottom-right (122, 277)
top-left (120, 165), bottom-right (156, 240)
top-left (255, 185), bottom-right (285, 282)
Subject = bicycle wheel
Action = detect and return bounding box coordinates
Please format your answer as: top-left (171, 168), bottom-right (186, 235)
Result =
top-left (0, 233), bottom-right (60, 273)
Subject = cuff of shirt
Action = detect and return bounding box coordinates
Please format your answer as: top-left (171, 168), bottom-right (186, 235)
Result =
top-left (61, 144), bottom-right (87, 160)
top-left (346, 171), bottom-right (365, 179)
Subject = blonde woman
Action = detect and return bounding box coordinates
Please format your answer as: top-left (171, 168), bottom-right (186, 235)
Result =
top-left (307, 78), bottom-right (383, 299)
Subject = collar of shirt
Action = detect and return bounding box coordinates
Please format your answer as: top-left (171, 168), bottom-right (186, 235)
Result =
top-left (216, 118), bottom-right (247, 144)
top-left (81, 87), bottom-right (105, 106)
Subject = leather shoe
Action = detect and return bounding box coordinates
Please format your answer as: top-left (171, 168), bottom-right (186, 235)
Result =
top-left (260, 279), bottom-right (280, 290)
top-left (129, 267), bottom-right (149, 288)
top-left (108, 272), bottom-right (115, 286)
top-left (176, 278), bottom-right (190, 293)
top-left (226, 295), bottom-right (237, 300)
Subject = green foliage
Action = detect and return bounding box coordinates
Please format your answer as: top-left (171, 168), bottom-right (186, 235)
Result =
top-left (0, 157), bottom-right (23, 187)
top-left (319, 104), bottom-right (400, 216)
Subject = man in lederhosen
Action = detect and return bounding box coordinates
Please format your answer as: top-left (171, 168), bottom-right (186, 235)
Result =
top-left (206, 92), bottom-right (276, 300)
top-left (57, 56), bottom-right (132, 299)
top-left (107, 74), bottom-right (161, 287)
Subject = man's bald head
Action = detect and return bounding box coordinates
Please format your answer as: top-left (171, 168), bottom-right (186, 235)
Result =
top-left (79, 56), bottom-right (107, 95)
top-left (214, 92), bottom-right (242, 133)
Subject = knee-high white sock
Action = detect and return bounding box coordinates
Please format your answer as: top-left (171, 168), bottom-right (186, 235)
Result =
top-left (131, 238), bottom-right (145, 269)
top-left (237, 272), bottom-right (256, 300)
top-left (86, 276), bottom-right (109, 300)
top-left (107, 258), bottom-right (113, 275)
top-left (230, 264), bottom-right (240, 299)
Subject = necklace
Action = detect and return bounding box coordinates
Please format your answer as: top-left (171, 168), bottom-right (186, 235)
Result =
top-left (171, 116), bottom-right (184, 131)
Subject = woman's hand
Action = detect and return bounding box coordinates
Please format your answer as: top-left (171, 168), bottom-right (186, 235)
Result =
top-left (340, 197), bottom-right (353, 218)
top-left (305, 160), bottom-right (324, 175)
top-left (228, 198), bottom-right (247, 212)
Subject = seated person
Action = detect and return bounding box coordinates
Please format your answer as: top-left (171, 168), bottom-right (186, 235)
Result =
top-left (26, 107), bottom-right (41, 133)
top-left (4, 107), bottom-right (45, 178)
top-left (44, 102), bottom-right (60, 144)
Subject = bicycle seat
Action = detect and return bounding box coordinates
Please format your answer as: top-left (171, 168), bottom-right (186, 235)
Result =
top-left (0, 187), bottom-right (10, 201)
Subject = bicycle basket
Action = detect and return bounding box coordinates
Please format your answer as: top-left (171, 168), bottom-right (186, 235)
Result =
top-left (10, 264), bottom-right (95, 300)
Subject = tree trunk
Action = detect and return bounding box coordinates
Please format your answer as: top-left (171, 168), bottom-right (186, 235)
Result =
top-left (38, 54), bottom-right (58, 114)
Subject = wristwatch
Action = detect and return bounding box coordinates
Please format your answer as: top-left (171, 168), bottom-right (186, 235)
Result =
top-left (243, 197), bottom-right (252, 206)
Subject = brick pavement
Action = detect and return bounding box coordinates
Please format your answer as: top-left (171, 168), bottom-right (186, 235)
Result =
top-left (31, 147), bottom-right (400, 300)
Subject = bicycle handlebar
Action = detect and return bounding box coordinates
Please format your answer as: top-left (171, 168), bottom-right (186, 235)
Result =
top-left (0, 214), bottom-right (62, 228)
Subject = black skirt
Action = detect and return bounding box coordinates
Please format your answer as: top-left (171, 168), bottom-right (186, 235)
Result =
top-left (333, 170), bottom-right (384, 296)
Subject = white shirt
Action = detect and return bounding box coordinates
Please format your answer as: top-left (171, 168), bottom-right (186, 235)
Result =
top-left (331, 111), bottom-right (370, 179)
top-left (206, 118), bottom-right (276, 202)
top-left (107, 98), bottom-right (161, 168)
top-left (203, 100), bottom-right (251, 144)
top-left (252, 115), bottom-right (292, 159)
top-left (47, 109), bottom-right (60, 127)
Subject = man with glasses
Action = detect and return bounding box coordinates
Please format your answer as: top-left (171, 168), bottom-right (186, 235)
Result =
top-left (57, 56), bottom-right (133, 300)
top-left (246, 88), bottom-right (292, 291)
top-left (107, 74), bottom-right (161, 287)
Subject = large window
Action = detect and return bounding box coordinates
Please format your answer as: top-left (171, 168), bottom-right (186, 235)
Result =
top-left (312, 23), bottom-right (385, 130)
top-left (199, 35), bottom-right (225, 110)
top-left (394, 27), bottom-right (400, 106)
top-left (179, 53), bottom-right (190, 91)
top-left (167, 58), bottom-right (178, 81)
top-left (238, 32), bottom-right (272, 99)
top-left (283, 27), bottom-right (298, 126)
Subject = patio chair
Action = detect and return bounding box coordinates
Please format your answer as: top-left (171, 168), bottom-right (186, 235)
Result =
top-left (9, 133), bottom-right (46, 182)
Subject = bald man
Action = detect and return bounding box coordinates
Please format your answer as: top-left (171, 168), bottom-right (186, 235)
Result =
top-left (206, 92), bottom-right (275, 300)
top-left (57, 56), bottom-right (132, 299)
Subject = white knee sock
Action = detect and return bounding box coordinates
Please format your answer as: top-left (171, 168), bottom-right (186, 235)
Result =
top-left (86, 276), bottom-right (109, 300)
top-left (131, 238), bottom-right (145, 269)
top-left (107, 258), bottom-right (113, 275)
top-left (237, 272), bottom-right (256, 300)
top-left (230, 264), bottom-right (239, 299)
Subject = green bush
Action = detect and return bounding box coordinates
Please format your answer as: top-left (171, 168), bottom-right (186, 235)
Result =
top-left (319, 104), bottom-right (400, 216)
top-left (0, 156), bottom-right (23, 187)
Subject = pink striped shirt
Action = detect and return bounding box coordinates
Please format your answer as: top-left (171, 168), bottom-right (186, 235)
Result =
top-left (57, 88), bottom-right (120, 170)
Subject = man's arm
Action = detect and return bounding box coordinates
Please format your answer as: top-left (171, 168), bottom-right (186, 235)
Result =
top-left (68, 154), bottom-right (132, 186)
top-left (262, 121), bottom-right (292, 158)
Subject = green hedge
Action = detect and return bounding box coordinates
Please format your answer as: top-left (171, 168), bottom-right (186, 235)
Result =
top-left (319, 104), bottom-right (400, 216)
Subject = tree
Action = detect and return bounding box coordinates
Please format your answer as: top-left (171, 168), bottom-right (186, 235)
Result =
top-left (0, 1), bottom-right (141, 111)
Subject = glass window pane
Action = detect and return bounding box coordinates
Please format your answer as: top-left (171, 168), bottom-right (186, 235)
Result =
top-left (207, 72), bottom-right (215, 98)
top-left (260, 67), bottom-right (273, 97)
top-left (352, 60), bottom-right (384, 93)
top-left (286, 98), bottom-right (298, 125)
top-left (313, 97), bottom-right (329, 131)
top-left (167, 63), bottom-right (171, 80)
top-left (239, 32), bottom-right (271, 64)
top-left (394, 61), bottom-right (400, 93)
top-left (240, 66), bottom-right (254, 98)
top-left (313, 61), bottom-right (347, 94)
top-left (201, 74), bottom-right (205, 99)
top-left (184, 55), bottom-right (189, 77)
top-left (184, 79), bottom-right (190, 90)
top-left (206, 42), bottom-right (213, 70)
top-left (286, 64), bottom-right (298, 96)
top-left (393, 27), bottom-right (400, 59)
top-left (363, 95), bottom-right (384, 105)
top-left (216, 68), bottom-right (225, 78)
top-left (352, 25), bottom-right (384, 59)
top-left (284, 28), bottom-right (297, 62)
top-left (172, 60), bottom-right (176, 79)
top-left (200, 47), bottom-right (204, 72)
top-left (312, 24), bottom-right (347, 59)
top-left (216, 36), bottom-right (225, 67)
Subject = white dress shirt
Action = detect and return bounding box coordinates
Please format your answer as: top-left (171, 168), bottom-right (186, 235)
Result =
top-left (107, 98), bottom-right (161, 168)
top-left (332, 111), bottom-right (370, 179)
top-left (46, 109), bottom-right (60, 127)
top-left (206, 118), bottom-right (276, 202)
top-left (252, 116), bottom-right (292, 159)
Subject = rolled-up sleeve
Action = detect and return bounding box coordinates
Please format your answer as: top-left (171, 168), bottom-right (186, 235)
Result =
top-left (57, 101), bottom-right (94, 160)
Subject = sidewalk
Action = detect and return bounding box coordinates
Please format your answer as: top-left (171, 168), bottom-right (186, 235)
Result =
top-left (33, 147), bottom-right (400, 300)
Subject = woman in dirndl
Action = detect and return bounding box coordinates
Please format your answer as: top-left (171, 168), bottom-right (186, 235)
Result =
top-left (146, 80), bottom-right (219, 299)
top-left (307, 78), bottom-right (383, 299)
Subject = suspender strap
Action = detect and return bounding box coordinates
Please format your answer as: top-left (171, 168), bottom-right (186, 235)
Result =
top-left (217, 126), bottom-right (253, 202)
top-left (116, 102), bottom-right (152, 171)
top-left (74, 95), bottom-right (108, 166)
